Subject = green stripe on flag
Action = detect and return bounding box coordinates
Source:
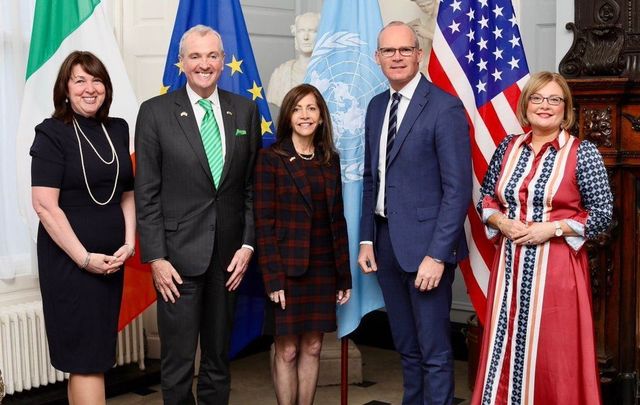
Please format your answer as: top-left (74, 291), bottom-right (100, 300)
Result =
top-left (26, 0), bottom-right (101, 79)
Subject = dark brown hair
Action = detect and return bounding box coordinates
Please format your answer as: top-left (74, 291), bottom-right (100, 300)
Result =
top-left (52, 51), bottom-right (113, 123)
top-left (272, 83), bottom-right (337, 166)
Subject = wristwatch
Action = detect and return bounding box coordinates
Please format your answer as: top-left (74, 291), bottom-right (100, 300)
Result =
top-left (553, 221), bottom-right (563, 237)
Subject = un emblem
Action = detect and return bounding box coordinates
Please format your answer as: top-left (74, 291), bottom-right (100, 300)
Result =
top-left (307, 32), bottom-right (387, 183)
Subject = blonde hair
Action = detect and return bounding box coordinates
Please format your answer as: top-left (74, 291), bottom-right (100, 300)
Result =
top-left (517, 71), bottom-right (575, 130)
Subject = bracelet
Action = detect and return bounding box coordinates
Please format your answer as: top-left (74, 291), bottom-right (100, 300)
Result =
top-left (81, 252), bottom-right (91, 269)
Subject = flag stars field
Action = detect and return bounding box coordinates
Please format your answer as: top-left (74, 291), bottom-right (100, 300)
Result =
top-left (437, 0), bottom-right (529, 100)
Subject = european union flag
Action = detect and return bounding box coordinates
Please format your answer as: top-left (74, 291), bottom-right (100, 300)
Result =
top-left (162, 0), bottom-right (274, 144)
top-left (161, 0), bottom-right (273, 357)
top-left (304, 0), bottom-right (387, 338)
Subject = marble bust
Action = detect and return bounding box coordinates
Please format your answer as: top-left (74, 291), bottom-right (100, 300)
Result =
top-left (407, 0), bottom-right (439, 69)
top-left (266, 12), bottom-right (320, 108)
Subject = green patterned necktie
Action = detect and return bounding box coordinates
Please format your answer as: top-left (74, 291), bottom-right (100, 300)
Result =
top-left (197, 99), bottom-right (223, 187)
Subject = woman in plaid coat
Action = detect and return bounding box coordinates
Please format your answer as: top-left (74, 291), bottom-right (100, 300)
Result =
top-left (254, 84), bottom-right (352, 405)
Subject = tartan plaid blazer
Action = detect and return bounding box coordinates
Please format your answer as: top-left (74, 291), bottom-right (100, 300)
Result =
top-left (254, 141), bottom-right (351, 294)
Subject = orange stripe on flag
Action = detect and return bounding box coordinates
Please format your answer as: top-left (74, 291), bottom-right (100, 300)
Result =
top-left (118, 152), bottom-right (157, 331)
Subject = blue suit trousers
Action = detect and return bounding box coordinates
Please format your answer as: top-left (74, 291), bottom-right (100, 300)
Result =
top-left (375, 218), bottom-right (455, 405)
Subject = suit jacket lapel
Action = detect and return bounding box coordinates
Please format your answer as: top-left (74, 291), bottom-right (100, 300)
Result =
top-left (321, 158), bottom-right (338, 211)
top-left (282, 140), bottom-right (313, 210)
top-left (218, 90), bottom-right (236, 186)
top-left (174, 88), bottom-right (215, 186)
top-left (388, 76), bottom-right (430, 167)
top-left (371, 92), bottom-right (388, 180)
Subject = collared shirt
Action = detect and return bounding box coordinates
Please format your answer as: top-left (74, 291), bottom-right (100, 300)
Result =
top-left (375, 72), bottom-right (423, 216)
top-left (186, 83), bottom-right (227, 160)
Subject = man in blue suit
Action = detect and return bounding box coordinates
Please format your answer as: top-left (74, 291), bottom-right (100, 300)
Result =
top-left (358, 21), bottom-right (471, 405)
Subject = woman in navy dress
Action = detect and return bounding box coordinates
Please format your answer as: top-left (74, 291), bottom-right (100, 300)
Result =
top-left (254, 84), bottom-right (352, 405)
top-left (30, 51), bottom-right (135, 405)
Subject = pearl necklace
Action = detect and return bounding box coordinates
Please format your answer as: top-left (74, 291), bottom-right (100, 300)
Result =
top-left (72, 117), bottom-right (120, 206)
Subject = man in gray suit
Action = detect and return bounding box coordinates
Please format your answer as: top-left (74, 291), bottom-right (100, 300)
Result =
top-left (135, 25), bottom-right (261, 404)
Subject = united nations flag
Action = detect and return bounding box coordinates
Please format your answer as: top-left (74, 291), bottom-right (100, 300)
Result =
top-left (305, 0), bottom-right (387, 338)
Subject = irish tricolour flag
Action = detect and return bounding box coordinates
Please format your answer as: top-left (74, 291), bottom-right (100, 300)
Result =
top-left (16, 0), bottom-right (155, 330)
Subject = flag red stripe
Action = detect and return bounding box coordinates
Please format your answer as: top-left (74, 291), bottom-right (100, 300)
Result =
top-left (429, 54), bottom-right (491, 182)
top-left (502, 82), bottom-right (522, 113)
top-left (478, 102), bottom-right (507, 146)
top-left (427, 50), bottom-right (458, 98)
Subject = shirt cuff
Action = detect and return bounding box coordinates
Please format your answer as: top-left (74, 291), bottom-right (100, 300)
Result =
top-left (564, 219), bottom-right (586, 251)
top-left (482, 208), bottom-right (501, 240)
top-left (242, 244), bottom-right (254, 252)
top-left (360, 241), bottom-right (373, 245)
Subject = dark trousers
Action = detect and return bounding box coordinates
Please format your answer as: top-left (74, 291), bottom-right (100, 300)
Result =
top-left (375, 218), bottom-right (455, 405)
top-left (156, 248), bottom-right (236, 405)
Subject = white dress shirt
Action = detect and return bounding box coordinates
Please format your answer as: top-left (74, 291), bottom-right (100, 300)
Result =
top-left (375, 72), bottom-right (423, 216)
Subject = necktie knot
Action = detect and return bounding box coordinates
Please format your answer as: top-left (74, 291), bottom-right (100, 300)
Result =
top-left (198, 98), bottom-right (213, 113)
top-left (392, 92), bottom-right (401, 102)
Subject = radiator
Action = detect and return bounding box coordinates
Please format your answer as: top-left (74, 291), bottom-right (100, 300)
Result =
top-left (0, 300), bottom-right (145, 395)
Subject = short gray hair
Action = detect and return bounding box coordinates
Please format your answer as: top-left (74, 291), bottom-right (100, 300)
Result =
top-left (178, 24), bottom-right (224, 58)
top-left (377, 21), bottom-right (420, 49)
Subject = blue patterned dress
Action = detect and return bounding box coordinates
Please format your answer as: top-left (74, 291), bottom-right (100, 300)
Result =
top-left (471, 131), bottom-right (612, 405)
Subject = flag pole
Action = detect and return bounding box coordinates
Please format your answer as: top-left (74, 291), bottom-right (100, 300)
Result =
top-left (341, 337), bottom-right (348, 405)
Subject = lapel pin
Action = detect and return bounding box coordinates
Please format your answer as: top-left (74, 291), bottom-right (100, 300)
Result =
top-left (226, 111), bottom-right (233, 115)
top-left (289, 156), bottom-right (296, 162)
top-left (180, 111), bottom-right (188, 117)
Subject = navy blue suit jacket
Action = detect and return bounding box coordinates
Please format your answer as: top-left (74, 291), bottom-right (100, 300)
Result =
top-left (360, 75), bottom-right (471, 271)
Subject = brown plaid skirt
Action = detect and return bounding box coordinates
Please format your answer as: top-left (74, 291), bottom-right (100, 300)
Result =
top-left (264, 256), bottom-right (338, 336)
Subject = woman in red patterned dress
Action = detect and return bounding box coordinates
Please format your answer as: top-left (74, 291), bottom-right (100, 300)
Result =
top-left (254, 84), bottom-right (352, 405)
top-left (472, 72), bottom-right (612, 405)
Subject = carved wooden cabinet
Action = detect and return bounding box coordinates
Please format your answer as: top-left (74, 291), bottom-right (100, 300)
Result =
top-left (567, 77), bottom-right (640, 404)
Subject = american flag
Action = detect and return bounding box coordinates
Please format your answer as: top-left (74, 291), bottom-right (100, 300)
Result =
top-left (427, 0), bottom-right (530, 324)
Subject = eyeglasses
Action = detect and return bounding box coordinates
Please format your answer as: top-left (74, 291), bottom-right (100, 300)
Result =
top-left (528, 94), bottom-right (565, 106)
top-left (378, 47), bottom-right (417, 58)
